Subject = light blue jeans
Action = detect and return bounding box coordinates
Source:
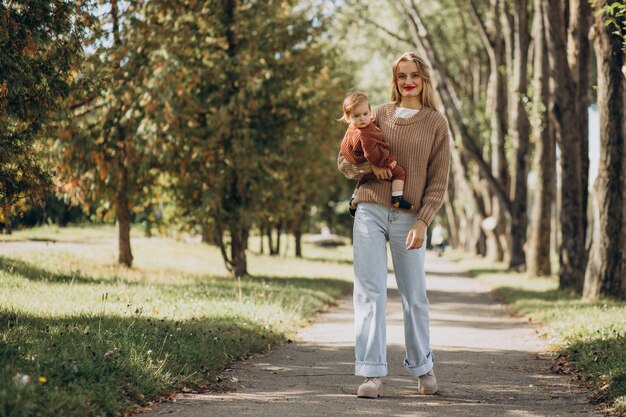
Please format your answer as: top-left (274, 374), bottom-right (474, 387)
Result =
top-left (353, 202), bottom-right (434, 377)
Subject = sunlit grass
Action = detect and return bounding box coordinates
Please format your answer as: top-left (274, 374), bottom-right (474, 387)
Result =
top-left (0, 226), bottom-right (354, 417)
top-left (450, 251), bottom-right (626, 416)
top-left (0, 224), bottom-right (133, 243)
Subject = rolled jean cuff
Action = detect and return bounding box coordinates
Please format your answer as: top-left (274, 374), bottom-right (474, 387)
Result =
top-left (355, 361), bottom-right (388, 377)
top-left (404, 351), bottom-right (435, 377)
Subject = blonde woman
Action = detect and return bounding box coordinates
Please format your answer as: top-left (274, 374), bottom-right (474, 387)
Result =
top-left (338, 52), bottom-right (450, 398)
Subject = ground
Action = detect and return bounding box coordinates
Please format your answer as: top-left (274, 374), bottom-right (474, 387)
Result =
top-left (136, 252), bottom-right (598, 417)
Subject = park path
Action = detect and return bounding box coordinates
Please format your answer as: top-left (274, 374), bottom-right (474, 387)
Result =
top-left (137, 252), bottom-right (598, 417)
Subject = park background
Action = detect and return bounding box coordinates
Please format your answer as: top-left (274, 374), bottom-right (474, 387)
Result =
top-left (1, 1), bottom-right (625, 416)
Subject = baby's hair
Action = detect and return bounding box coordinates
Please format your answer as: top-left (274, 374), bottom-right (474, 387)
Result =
top-left (340, 92), bottom-right (370, 123)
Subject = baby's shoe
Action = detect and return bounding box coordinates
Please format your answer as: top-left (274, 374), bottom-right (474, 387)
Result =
top-left (348, 198), bottom-right (357, 218)
top-left (391, 195), bottom-right (414, 210)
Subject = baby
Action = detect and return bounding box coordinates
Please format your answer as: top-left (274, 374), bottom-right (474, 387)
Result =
top-left (340, 92), bottom-right (413, 217)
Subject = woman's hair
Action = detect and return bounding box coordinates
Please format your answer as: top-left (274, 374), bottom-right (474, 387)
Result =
top-left (391, 52), bottom-right (437, 110)
top-left (340, 92), bottom-right (370, 123)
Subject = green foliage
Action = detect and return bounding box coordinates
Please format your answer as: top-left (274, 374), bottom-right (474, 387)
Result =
top-left (0, 1), bottom-right (92, 223)
top-left (334, 1), bottom-right (413, 105)
top-left (598, 1), bottom-right (626, 53)
top-left (142, 0), bottom-right (353, 269)
top-left (54, 1), bottom-right (164, 223)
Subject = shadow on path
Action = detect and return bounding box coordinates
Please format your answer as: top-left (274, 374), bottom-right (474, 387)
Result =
top-left (137, 253), bottom-right (598, 417)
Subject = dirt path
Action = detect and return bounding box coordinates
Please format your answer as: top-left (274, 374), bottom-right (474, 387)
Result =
top-left (134, 252), bottom-right (597, 417)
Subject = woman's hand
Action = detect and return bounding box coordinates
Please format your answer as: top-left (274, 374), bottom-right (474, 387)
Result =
top-left (371, 164), bottom-right (392, 180)
top-left (406, 220), bottom-right (428, 250)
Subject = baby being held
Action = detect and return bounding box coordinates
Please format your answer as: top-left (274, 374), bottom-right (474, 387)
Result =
top-left (340, 92), bottom-right (414, 217)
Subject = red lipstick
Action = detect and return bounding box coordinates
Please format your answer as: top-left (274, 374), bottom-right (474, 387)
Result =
top-left (404, 86), bottom-right (415, 91)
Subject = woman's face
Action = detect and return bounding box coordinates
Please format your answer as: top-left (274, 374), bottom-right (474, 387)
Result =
top-left (396, 60), bottom-right (423, 100)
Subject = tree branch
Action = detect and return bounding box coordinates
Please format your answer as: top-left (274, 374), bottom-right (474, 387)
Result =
top-left (345, 8), bottom-right (413, 47)
top-left (466, 0), bottom-right (495, 62)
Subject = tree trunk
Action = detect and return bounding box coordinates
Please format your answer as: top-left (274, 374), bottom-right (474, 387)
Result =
top-left (567, 0), bottom-right (593, 245)
top-left (201, 223), bottom-right (212, 244)
top-left (583, 8), bottom-right (625, 300)
top-left (489, 0), bottom-right (510, 263)
top-left (507, 0), bottom-right (531, 270)
top-left (111, 0), bottom-right (132, 268)
top-left (267, 225), bottom-right (276, 255)
top-left (275, 222), bottom-right (282, 256)
top-left (451, 147), bottom-right (477, 251)
top-left (259, 225), bottom-right (264, 254)
top-left (480, 177), bottom-right (505, 261)
top-left (294, 227), bottom-right (303, 258)
top-left (622, 67), bottom-right (626, 302)
top-left (230, 223), bottom-right (248, 278)
top-left (116, 191), bottom-right (133, 267)
top-left (2, 203), bottom-right (12, 235)
top-left (541, 0), bottom-right (589, 293)
top-left (528, 1), bottom-right (555, 276)
top-left (467, 0), bottom-right (509, 262)
top-left (622, 84), bottom-right (626, 301)
top-left (473, 213), bottom-right (488, 256)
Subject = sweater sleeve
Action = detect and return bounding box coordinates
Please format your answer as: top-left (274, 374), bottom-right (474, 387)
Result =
top-left (416, 119), bottom-right (451, 226)
top-left (360, 132), bottom-right (391, 168)
top-left (337, 151), bottom-right (372, 179)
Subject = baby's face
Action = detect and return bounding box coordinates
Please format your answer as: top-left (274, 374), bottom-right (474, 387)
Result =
top-left (349, 102), bottom-right (371, 128)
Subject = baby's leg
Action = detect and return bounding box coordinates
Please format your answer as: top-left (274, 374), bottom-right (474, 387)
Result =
top-left (392, 179), bottom-right (405, 193)
top-left (349, 173), bottom-right (379, 218)
top-left (389, 164), bottom-right (414, 210)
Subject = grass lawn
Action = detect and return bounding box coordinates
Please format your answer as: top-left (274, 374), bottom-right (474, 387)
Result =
top-left (0, 225), bottom-right (354, 417)
top-left (449, 252), bottom-right (626, 416)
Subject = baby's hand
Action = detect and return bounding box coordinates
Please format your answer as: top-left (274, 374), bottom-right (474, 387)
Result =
top-left (389, 160), bottom-right (397, 169)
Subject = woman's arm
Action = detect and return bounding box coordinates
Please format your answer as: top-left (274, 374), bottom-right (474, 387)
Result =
top-left (415, 120), bottom-right (451, 226)
top-left (337, 151), bottom-right (370, 179)
top-left (337, 152), bottom-right (393, 180)
top-left (407, 121), bottom-right (450, 250)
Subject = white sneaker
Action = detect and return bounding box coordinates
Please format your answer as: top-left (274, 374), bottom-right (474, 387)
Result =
top-left (418, 370), bottom-right (438, 394)
top-left (357, 377), bottom-right (383, 398)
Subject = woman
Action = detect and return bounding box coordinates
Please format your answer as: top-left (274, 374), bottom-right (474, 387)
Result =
top-left (338, 52), bottom-right (450, 398)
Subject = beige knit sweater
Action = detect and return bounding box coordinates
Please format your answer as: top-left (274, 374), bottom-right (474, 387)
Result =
top-left (337, 102), bottom-right (450, 226)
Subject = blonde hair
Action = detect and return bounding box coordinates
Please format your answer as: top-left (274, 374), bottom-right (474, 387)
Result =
top-left (391, 52), bottom-right (437, 111)
top-left (340, 92), bottom-right (370, 123)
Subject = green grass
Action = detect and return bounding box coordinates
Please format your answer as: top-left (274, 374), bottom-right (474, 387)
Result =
top-left (0, 224), bottom-right (134, 243)
top-left (450, 252), bottom-right (626, 416)
top-left (0, 227), bottom-right (354, 417)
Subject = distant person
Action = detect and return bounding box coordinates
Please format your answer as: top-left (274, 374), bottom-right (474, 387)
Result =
top-left (338, 52), bottom-right (450, 399)
top-left (431, 222), bottom-right (447, 257)
top-left (340, 92), bottom-right (414, 217)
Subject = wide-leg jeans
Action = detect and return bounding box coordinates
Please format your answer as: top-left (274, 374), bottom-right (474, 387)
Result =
top-left (352, 202), bottom-right (434, 377)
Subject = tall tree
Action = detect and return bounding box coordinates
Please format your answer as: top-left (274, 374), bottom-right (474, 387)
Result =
top-left (156, 0), bottom-right (347, 276)
top-left (56, 0), bottom-right (161, 266)
top-left (528, 0), bottom-right (555, 276)
top-left (466, 0), bottom-right (510, 262)
top-left (541, 0), bottom-right (591, 293)
top-left (402, 0), bottom-right (530, 267)
top-left (583, 2), bottom-right (625, 300)
top-left (504, 0), bottom-right (531, 270)
top-left (0, 1), bottom-right (91, 232)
